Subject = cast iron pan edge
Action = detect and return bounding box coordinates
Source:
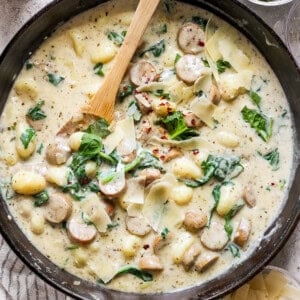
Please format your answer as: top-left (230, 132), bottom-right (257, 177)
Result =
top-left (0, 0), bottom-right (299, 299)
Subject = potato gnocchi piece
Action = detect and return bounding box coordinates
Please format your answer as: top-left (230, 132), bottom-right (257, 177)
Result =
top-left (171, 232), bottom-right (194, 264)
top-left (122, 235), bottom-right (141, 258)
top-left (171, 185), bottom-right (193, 205)
top-left (68, 29), bottom-right (85, 56)
top-left (173, 157), bottom-right (202, 179)
top-left (15, 122), bottom-right (36, 159)
top-left (216, 131), bottom-right (239, 148)
top-left (12, 170), bottom-right (46, 195)
top-left (73, 248), bottom-right (88, 268)
top-left (68, 131), bottom-right (84, 151)
top-left (90, 44), bottom-right (117, 64)
top-left (30, 213), bottom-right (45, 235)
top-left (45, 166), bottom-right (69, 187)
top-left (14, 77), bottom-right (38, 100)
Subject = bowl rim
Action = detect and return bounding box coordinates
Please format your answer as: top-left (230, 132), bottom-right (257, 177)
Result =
top-left (0, 0), bottom-right (299, 299)
top-left (247, 0), bottom-right (294, 7)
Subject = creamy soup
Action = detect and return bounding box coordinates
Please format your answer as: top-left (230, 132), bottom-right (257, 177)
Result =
top-left (0, 0), bottom-right (294, 294)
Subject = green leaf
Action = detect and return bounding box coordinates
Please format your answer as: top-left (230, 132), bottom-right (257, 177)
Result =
top-left (241, 106), bottom-right (273, 142)
top-left (158, 24), bottom-right (167, 34)
top-left (224, 202), bottom-right (245, 238)
top-left (33, 190), bottom-right (49, 207)
top-left (25, 60), bottom-right (34, 70)
top-left (107, 222), bottom-right (119, 230)
top-left (201, 58), bottom-right (210, 67)
top-left (65, 245), bottom-right (79, 250)
top-left (140, 39), bottom-right (165, 58)
top-left (108, 31), bottom-right (126, 46)
top-left (124, 152), bottom-right (146, 173)
top-left (20, 127), bottom-right (36, 149)
top-left (258, 148), bottom-right (279, 171)
top-left (138, 151), bottom-right (164, 172)
top-left (216, 59), bottom-right (231, 73)
top-left (81, 212), bottom-right (95, 226)
top-left (161, 227), bottom-right (170, 239)
top-left (159, 111), bottom-right (199, 141)
top-left (174, 53), bottom-right (181, 64)
top-left (127, 101), bottom-right (142, 122)
top-left (227, 242), bottom-right (241, 258)
top-left (118, 84), bottom-right (134, 101)
top-left (250, 91), bottom-right (261, 108)
top-left (99, 265), bottom-right (153, 284)
top-left (84, 118), bottom-right (110, 138)
top-left (27, 100), bottom-right (47, 121)
top-left (191, 16), bottom-right (208, 30)
top-left (93, 63), bottom-right (104, 76)
top-left (37, 143), bottom-right (44, 154)
top-left (47, 73), bottom-right (64, 86)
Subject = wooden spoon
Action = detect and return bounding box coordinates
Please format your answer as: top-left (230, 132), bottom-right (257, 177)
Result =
top-left (82, 0), bottom-right (160, 122)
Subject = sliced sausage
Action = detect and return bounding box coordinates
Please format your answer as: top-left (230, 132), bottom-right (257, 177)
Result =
top-left (175, 55), bottom-right (205, 84)
top-left (139, 255), bottom-right (163, 271)
top-left (134, 92), bottom-right (153, 114)
top-left (153, 233), bottom-right (173, 254)
top-left (46, 137), bottom-right (71, 165)
top-left (125, 215), bottom-right (151, 236)
top-left (243, 185), bottom-right (256, 207)
top-left (137, 119), bottom-right (152, 142)
top-left (182, 243), bottom-right (201, 270)
top-left (67, 218), bottom-right (97, 244)
top-left (195, 252), bottom-right (219, 272)
top-left (233, 218), bottom-right (251, 247)
top-left (99, 172), bottom-right (126, 198)
top-left (177, 22), bottom-right (205, 54)
top-left (209, 84), bottom-right (221, 105)
top-left (163, 147), bottom-right (182, 162)
top-left (121, 150), bottom-right (137, 163)
top-left (184, 210), bottom-right (207, 232)
top-left (139, 168), bottom-right (161, 186)
top-left (183, 112), bottom-right (203, 128)
top-left (44, 193), bottom-right (72, 224)
top-left (130, 61), bottom-right (157, 86)
top-left (200, 221), bottom-right (228, 250)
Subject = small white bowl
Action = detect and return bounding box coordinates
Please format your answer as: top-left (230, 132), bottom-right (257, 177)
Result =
top-left (247, 0), bottom-right (294, 6)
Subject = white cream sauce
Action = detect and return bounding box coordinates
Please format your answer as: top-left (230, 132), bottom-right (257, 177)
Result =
top-left (0, 0), bottom-right (294, 294)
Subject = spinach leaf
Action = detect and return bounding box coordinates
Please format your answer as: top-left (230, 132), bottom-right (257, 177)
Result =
top-left (201, 58), bottom-right (210, 67)
top-left (48, 73), bottom-right (64, 86)
top-left (140, 39), bottom-right (165, 58)
top-left (241, 106), bottom-right (273, 142)
top-left (61, 171), bottom-right (85, 201)
top-left (258, 148), bottom-right (279, 170)
top-left (27, 100), bottom-right (47, 121)
top-left (25, 60), bottom-right (34, 70)
top-left (37, 143), bottom-right (44, 154)
top-left (158, 111), bottom-right (199, 140)
top-left (224, 202), bottom-right (244, 238)
top-left (81, 212), bottom-right (95, 226)
top-left (191, 16), bottom-right (208, 30)
top-left (157, 24), bottom-right (167, 34)
top-left (174, 53), bottom-right (181, 64)
top-left (127, 101), bottom-right (142, 122)
top-left (108, 31), bottom-right (126, 46)
top-left (107, 222), bottom-right (119, 230)
top-left (161, 227), bottom-right (170, 239)
top-left (216, 59), bottom-right (231, 74)
top-left (93, 63), bottom-right (104, 76)
top-left (250, 91), bottom-right (261, 108)
top-left (138, 151), bottom-right (164, 171)
top-left (227, 242), bottom-right (241, 258)
top-left (185, 155), bottom-right (243, 187)
top-left (118, 84), bottom-right (134, 101)
top-left (33, 190), bottom-right (49, 207)
top-left (98, 265), bottom-right (153, 284)
top-left (20, 127), bottom-right (36, 149)
top-left (84, 118), bottom-right (110, 138)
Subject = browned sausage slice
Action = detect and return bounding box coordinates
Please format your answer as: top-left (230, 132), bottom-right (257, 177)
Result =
top-left (44, 193), bottom-right (72, 224)
top-left (130, 61), bottom-right (157, 86)
top-left (175, 55), bottom-right (205, 84)
top-left (139, 168), bottom-right (161, 186)
top-left (233, 218), bottom-right (251, 247)
top-left (209, 84), bottom-right (221, 105)
top-left (67, 218), bottom-right (97, 244)
top-left (182, 243), bottom-right (201, 270)
top-left (195, 252), bottom-right (219, 272)
top-left (177, 22), bottom-right (205, 54)
top-left (200, 221), bottom-right (228, 250)
top-left (46, 137), bottom-right (70, 165)
top-left (184, 210), bottom-right (207, 232)
top-left (99, 171), bottom-right (126, 198)
top-left (139, 255), bottom-right (163, 271)
top-left (125, 215), bottom-right (151, 236)
top-left (243, 185), bottom-right (256, 207)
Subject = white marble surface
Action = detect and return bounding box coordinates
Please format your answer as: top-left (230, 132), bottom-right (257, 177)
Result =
top-left (0, 0), bottom-right (299, 296)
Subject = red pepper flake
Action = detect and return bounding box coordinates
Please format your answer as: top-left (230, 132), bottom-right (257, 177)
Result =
top-left (271, 182), bottom-right (275, 186)
top-left (191, 119), bottom-right (196, 126)
top-left (152, 148), bottom-right (159, 156)
top-left (81, 177), bottom-right (90, 185)
top-left (143, 244), bottom-right (150, 250)
top-left (193, 149), bottom-right (199, 155)
top-left (160, 155), bottom-right (166, 160)
top-left (198, 40), bottom-right (205, 47)
top-left (161, 136), bottom-right (167, 140)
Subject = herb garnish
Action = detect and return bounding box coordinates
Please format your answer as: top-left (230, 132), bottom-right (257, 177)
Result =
top-left (27, 100), bottom-right (47, 121)
top-left (20, 127), bottom-right (36, 149)
top-left (93, 63), bottom-right (104, 76)
top-left (33, 190), bottom-right (49, 207)
top-left (25, 60), bottom-right (34, 70)
top-left (37, 143), bottom-right (44, 154)
top-left (140, 39), bottom-right (165, 58)
top-left (241, 106), bottom-right (273, 142)
top-left (216, 59), bottom-right (231, 73)
top-left (258, 148), bottom-right (279, 170)
top-left (84, 118), bottom-right (110, 138)
top-left (250, 91), bottom-right (261, 108)
top-left (47, 73), bottom-right (64, 86)
top-left (159, 111), bottom-right (199, 141)
top-left (108, 31), bottom-right (126, 46)
top-left (227, 242), bottom-right (241, 258)
top-left (161, 227), bottom-right (170, 239)
top-left (224, 202), bottom-right (244, 238)
top-left (174, 53), bottom-right (181, 64)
